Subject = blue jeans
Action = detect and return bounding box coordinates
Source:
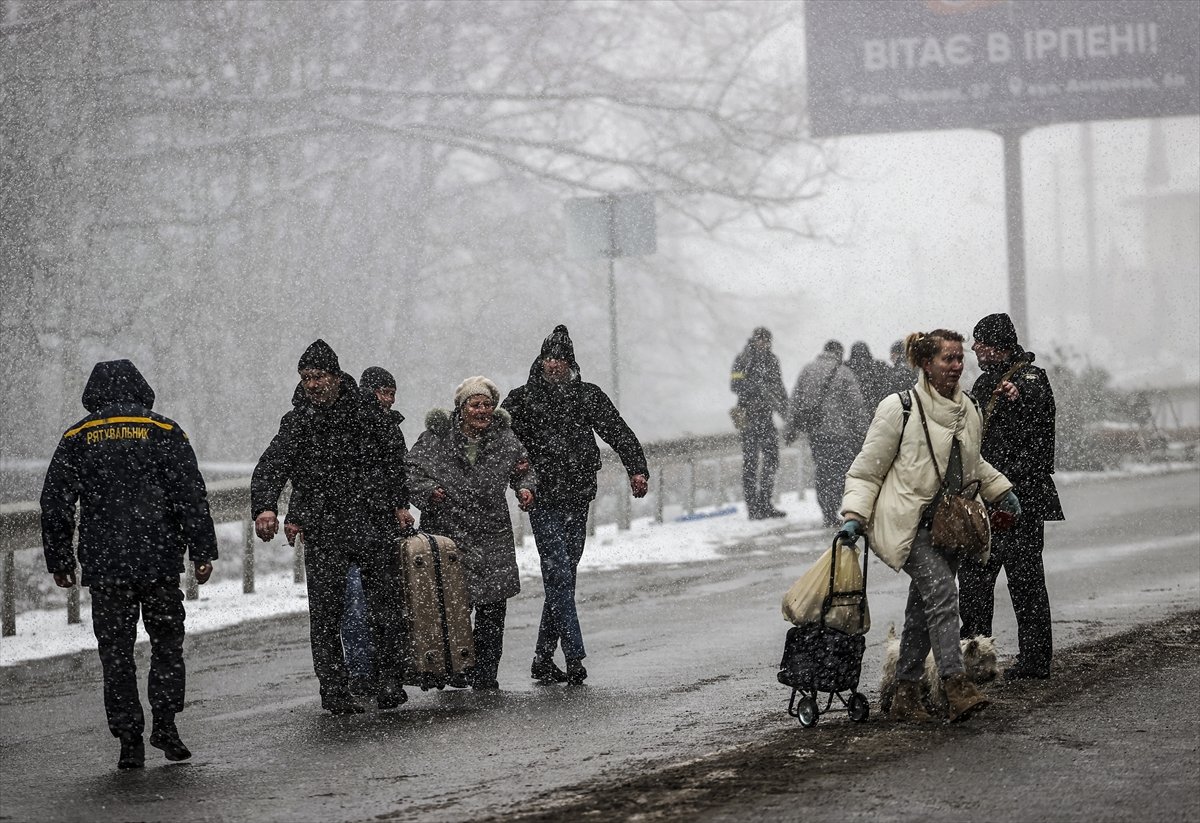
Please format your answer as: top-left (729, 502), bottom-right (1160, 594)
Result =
top-left (341, 565), bottom-right (375, 680)
top-left (530, 504), bottom-right (589, 662)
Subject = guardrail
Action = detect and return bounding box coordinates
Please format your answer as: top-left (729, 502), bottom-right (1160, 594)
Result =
top-left (0, 433), bottom-right (812, 637)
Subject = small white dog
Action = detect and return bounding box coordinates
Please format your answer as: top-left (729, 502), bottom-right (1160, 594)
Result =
top-left (878, 624), bottom-right (998, 717)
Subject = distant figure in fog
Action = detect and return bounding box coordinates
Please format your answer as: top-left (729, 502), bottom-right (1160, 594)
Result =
top-left (958, 312), bottom-right (1064, 680)
top-left (730, 326), bottom-right (789, 519)
top-left (886, 339), bottom-right (916, 393)
top-left (846, 341), bottom-right (894, 414)
top-left (40, 359), bottom-right (217, 770)
top-left (785, 340), bottom-right (869, 527)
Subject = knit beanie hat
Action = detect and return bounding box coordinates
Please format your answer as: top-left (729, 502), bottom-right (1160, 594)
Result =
top-left (297, 339), bottom-right (340, 374)
top-left (972, 313), bottom-right (1019, 349)
top-left (360, 366), bottom-right (395, 392)
top-left (540, 324), bottom-right (575, 362)
top-left (454, 375), bottom-right (500, 409)
top-left (751, 326), bottom-right (772, 342)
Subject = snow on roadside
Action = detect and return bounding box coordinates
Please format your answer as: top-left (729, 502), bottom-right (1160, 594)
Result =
top-left (1, 492), bottom-right (826, 667)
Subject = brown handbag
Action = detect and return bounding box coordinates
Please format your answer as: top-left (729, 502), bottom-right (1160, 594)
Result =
top-left (913, 394), bottom-right (991, 558)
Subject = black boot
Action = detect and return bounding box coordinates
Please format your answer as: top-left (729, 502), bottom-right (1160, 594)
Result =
top-left (468, 662), bottom-right (500, 691)
top-left (117, 734), bottom-right (145, 770)
top-left (320, 685), bottom-right (365, 716)
top-left (375, 677), bottom-right (408, 710)
top-left (566, 658), bottom-right (588, 686)
top-left (531, 656), bottom-right (568, 684)
top-left (149, 716), bottom-right (192, 762)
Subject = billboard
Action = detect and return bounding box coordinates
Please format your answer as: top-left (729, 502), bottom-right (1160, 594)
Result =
top-left (806, 0), bottom-right (1200, 137)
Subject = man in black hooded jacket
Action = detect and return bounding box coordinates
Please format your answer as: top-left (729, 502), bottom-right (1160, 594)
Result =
top-left (41, 359), bottom-right (217, 770)
top-left (251, 340), bottom-right (413, 714)
top-left (502, 325), bottom-right (648, 685)
top-left (958, 313), bottom-right (1065, 680)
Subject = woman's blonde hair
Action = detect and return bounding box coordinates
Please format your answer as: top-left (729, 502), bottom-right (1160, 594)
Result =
top-left (904, 328), bottom-right (965, 369)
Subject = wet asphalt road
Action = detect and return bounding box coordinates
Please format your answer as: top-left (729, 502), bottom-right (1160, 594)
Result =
top-left (1, 469), bottom-right (1197, 823)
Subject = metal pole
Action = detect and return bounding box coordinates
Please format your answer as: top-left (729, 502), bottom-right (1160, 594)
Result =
top-left (243, 516), bottom-right (255, 594)
top-left (184, 561), bottom-right (199, 601)
top-left (607, 256), bottom-right (620, 408)
top-left (293, 534), bottom-right (306, 585)
top-left (1001, 128), bottom-right (1030, 339)
top-left (1, 549), bottom-right (15, 637)
top-left (67, 523), bottom-right (81, 622)
top-left (654, 465), bottom-right (665, 524)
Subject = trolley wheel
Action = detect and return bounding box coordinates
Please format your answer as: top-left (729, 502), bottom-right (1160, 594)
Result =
top-left (848, 692), bottom-right (870, 722)
top-left (796, 696), bottom-right (819, 727)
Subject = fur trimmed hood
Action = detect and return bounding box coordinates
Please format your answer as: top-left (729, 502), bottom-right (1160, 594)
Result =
top-left (424, 406), bottom-right (512, 435)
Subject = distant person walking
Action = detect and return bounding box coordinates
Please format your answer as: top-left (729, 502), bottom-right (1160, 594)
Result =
top-left (958, 313), bottom-right (1064, 680)
top-left (886, 339), bottom-right (916, 393)
top-left (406, 376), bottom-right (537, 690)
top-left (502, 325), bottom-right (648, 686)
top-left (846, 341), bottom-right (894, 414)
top-left (251, 340), bottom-right (412, 715)
top-left (785, 341), bottom-right (869, 527)
top-left (40, 359), bottom-right (218, 769)
top-left (730, 327), bottom-right (789, 519)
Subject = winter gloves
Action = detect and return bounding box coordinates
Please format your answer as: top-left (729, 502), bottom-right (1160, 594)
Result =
top-left (837, 519), bottom-right (863, 544)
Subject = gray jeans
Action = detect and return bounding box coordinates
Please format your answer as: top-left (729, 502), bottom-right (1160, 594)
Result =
top-left (897, 527), bottom-right (965, 682)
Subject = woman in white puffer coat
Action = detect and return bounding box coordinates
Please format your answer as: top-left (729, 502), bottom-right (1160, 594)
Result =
top-left (839, 329), bottom-right (1019, 723)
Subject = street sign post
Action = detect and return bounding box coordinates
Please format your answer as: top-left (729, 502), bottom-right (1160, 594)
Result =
top-left (564, 192), bottom-right (656, 409)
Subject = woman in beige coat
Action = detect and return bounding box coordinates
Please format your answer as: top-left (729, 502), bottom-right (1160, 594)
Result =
top-left (839, 329), bottom-right (1019, 722)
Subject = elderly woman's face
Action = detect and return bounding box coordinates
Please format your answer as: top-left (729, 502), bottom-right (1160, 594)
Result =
top-left (461, 394), bottom-right (495, 433)
top-left (925, 340), bottom-right (964, 396)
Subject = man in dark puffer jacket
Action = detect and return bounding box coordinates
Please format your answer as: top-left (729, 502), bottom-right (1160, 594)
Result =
top-left (252, 340), bottom-right (412, 714)
top-left (41, 359), bottom-right (217, 769)
top-left (502, 325), bottom-right (648, 686)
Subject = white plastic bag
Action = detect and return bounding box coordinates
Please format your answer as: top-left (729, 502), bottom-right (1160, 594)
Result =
top-left (781, 542), bottom-right (870, 635)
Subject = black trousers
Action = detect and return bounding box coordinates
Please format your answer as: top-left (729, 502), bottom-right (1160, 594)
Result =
top-left (90, 579), bottom-right (186, 738)
top-left (958, 518), bottom-right (1053, 673)
top-left (810, 437), bottom-right (857, 528)
top-left (303, 522), bottom-right (407, 695)
top-left (471, 600), bottom-right (508, 679)
top-left (740, 413), bottom-right (779, 516)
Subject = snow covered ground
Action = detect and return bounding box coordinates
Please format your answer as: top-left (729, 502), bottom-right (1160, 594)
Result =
top-left (0, 491), bottom-right (829, 668)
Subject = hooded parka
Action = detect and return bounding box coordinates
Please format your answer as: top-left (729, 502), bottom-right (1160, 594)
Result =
top-left (501, 327), bottom-right (647, 507)
top-left (841, 373), bottom-right (1013, 571)
top-left (41, 360), bottom-right (218, 585)
top-left (406, 407), bottom-right (536, 605)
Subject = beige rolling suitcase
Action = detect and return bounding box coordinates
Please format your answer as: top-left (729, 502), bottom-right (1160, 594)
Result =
top-left (399, 532), bottom-right (475, 689)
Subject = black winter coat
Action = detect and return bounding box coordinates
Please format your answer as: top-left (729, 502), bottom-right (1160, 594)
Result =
top-left (251, 375), bottom-right (408, 535)
top-left (730, 344), bottom-right (788, 421)
top-left (970, 350), bottom-right (1064, 521)
top-left (502, 356), bottom-right (648, 508)
top-left (40, 360), bottom-right (218, 586)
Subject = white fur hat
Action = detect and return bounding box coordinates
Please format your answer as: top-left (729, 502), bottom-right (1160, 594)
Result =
top-left (453, 375), bottom-right (500, 409)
